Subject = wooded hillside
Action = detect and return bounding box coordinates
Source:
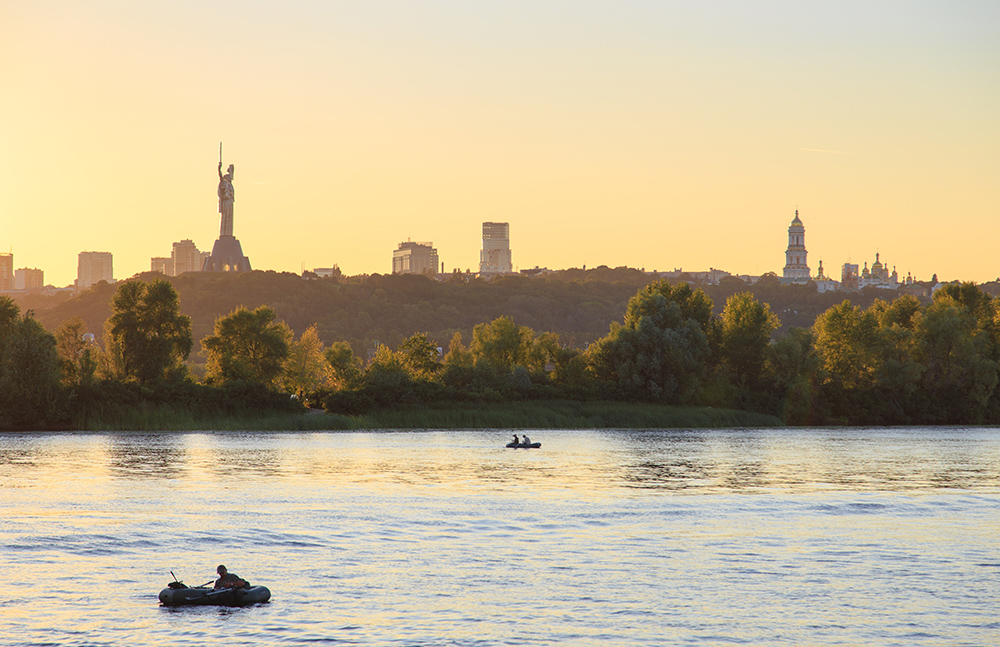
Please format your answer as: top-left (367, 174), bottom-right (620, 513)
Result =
top-left (18, 267), bottom-right (942, 362)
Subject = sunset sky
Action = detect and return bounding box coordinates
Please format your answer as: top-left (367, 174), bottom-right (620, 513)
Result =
top-left (2, 1), bottom-right (998, 287)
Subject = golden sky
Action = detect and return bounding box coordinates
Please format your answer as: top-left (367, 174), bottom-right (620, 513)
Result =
top-left (2, 1), bottom-right (998, 287)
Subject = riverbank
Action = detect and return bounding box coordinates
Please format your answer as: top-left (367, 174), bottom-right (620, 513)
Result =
top-left (75, 400), bottom-right (782, 431)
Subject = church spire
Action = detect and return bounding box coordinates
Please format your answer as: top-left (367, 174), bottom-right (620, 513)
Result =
top-left (783, 210), bottom-right (809, 281)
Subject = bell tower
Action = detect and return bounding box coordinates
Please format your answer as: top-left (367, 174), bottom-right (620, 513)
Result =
top-left (782, 210), bottom-right (810, 280)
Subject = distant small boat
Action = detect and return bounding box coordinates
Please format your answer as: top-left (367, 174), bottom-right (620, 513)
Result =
top-left (506, 441), bottom-right (541, 449)
top-left (159, 581), bottom-right (271, 607)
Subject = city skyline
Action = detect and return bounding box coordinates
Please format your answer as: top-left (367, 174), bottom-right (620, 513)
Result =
top-left (0, 209), bottom-right (980, 292)
top-left (3, 2), bottom-right (998, 287)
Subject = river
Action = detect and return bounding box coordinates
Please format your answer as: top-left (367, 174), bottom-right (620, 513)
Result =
top-left (1, 427), bottom-right (998, 646)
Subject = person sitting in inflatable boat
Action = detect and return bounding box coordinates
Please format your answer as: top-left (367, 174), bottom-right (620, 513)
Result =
top-left (214, 564), bottom-right (248, 590)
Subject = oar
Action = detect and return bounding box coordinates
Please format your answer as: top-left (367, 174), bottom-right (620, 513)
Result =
top-left (168, 571), bottom-right (212, 586)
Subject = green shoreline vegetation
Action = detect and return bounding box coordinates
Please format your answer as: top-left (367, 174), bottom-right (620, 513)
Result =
top-left (4, 275), bottom-right (1000, 431)
top-left (74, 400), bottom-right (781, 432)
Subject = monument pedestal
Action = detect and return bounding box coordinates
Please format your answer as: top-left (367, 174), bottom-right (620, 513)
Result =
top-left (202, 235), bottom-right (251, 272)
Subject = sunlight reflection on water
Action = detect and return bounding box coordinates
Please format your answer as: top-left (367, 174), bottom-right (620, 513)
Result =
top-left (1, 427), bottom-right (998, 646)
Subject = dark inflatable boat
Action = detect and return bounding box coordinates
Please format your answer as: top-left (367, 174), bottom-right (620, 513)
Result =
top-left (159, 581), bottom-right (271, 607)
top-left (506, 441), bottom-right (541, 448)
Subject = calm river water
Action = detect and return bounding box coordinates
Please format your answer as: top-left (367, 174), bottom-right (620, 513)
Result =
top-left (1, 428), bottom-right (998, 646)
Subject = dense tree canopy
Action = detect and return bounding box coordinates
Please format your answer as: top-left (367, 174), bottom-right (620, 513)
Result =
top-left (282, 325), bottom-right (330, 398)
top-left (0, 297), bottom-right (66, 429)
top-left (11, 269), bottom-right (1000, 428)
top-left (202, 306), bottom-right (292, 386)
top-left (105, 279), bottom-right (192, 384)
top-left (717, 292), bottom-right (780, 384)
top-left (587, 282), bottom-right (713, 403)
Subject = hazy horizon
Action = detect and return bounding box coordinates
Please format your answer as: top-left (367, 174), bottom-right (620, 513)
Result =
top-left (3, 1), bottom-right (998, 287)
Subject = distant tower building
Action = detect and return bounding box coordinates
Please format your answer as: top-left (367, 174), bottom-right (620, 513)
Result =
top-left (14, 268), bottom-right (44, 290)
top-left (480, 222), bottom-right (512, 274)
top-left (76, 251), bottom-right (113, 290)
top-left (0, 253), bottom-right (13, 292)
top-left (392, 241), bottom-right (439, 275)
top-left (151, 257), bottom-right (173, 275)
top-left (782, 210), bottom-right (810, 281)
top-left (841, 263), bottom-right (860, 290)
top-left (172, 239), bottom-right (203, 275)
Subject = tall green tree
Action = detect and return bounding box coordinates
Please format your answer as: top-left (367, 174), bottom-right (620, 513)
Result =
top-left (812, 298), bottom-right (920, 423)
top-left (362, 343), bottom-right (416, 406)
top-left (767, 328), bottom-right (826, 425)
top-left (282, 325), bottom-right (330, 398)
top-left (812, 300), bottom-right (883, 390)
top-left (623, 280), bottom-right (713, 332)
top-left (325, 341), bottom-right (363, 389)
top-left (934, 282), bottom-right (998, 338)
top-left (717, 292), bottom-right (780, 384)
top-left (442, 332), bottom-right (473, 369)
top-left (588, 281), bottom-right (711, 403)
top-left (397, 333), bottom-right (443, 379)
top-left (202, 306), bottom-right (292, 387)
top-left (470, 316), bottom-right (534, 372)
top-left (54, 316), bottom-right (98, 386)
top-left (912, 298), bottom-right (998, 423)
top-left (105, 279), bottom-right (192, 384)
top-left (0, 297), bottom-right (66, 429)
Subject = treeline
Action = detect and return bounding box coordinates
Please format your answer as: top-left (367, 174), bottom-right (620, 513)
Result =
top-left (318, 280), bottom-right (1000, 426)
top-left (4, 275), bottom-right (1000, 429)
top-left (25, 267), bottom-right (941, 361)
top-left (30, 269), bottom-right (648, 358)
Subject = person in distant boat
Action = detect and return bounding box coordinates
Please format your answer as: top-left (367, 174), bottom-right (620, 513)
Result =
top-left (214, 564), bottom-right (248, 590)
top-left (521, 434), bottom-right (531, 445)
top-left (512, 434), bottom-right (519, 445)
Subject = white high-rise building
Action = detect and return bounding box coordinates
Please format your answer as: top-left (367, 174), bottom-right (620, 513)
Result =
top-left (480, 222), bottom-right (512, 275)
top-left (76, 251), bottom-right (113, 290)
top-left (782, 211), bottom-right (810, 281)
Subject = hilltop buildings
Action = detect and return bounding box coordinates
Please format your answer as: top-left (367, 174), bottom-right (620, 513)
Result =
top-left (392, 241), bottom-right (440, 275)
top-left (782, 211), bottom-right (810, 281)
top-left (15, 268), bottom-right (44, 290)
top-left (857, 254), bottom-right (901, 289)
top-left (480, 222), bottom-right (512, 275)
top-left (776, 211), bottom-right (918, 292)
top-left (76, 251), bottom-right (113, 290)
top-left (385, 222), bottom-right (512, 277)
top-left (151, 240), bottom-right (211, 277)
top-left (173, 239), bottom-right (209, 275)
top-left (0, 253), bottom-right (12, 292)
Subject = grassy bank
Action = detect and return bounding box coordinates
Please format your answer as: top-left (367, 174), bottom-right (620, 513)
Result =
top-left (76, 399), bottom-right (782, 431)
top-left (364, 400), bottom-right (782, 429)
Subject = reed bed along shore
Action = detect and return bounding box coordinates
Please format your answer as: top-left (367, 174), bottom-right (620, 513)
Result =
top-left (73, 400), bottom-right (782, 431)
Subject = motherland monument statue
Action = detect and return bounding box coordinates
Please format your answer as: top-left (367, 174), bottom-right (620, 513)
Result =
top-left (218, 158), bottom-right (235, 237)
top-left (203, 143), bottom-right (252, 272)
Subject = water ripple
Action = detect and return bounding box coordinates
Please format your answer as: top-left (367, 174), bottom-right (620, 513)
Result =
top-left (0, 428), bottom-right (998, 646)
